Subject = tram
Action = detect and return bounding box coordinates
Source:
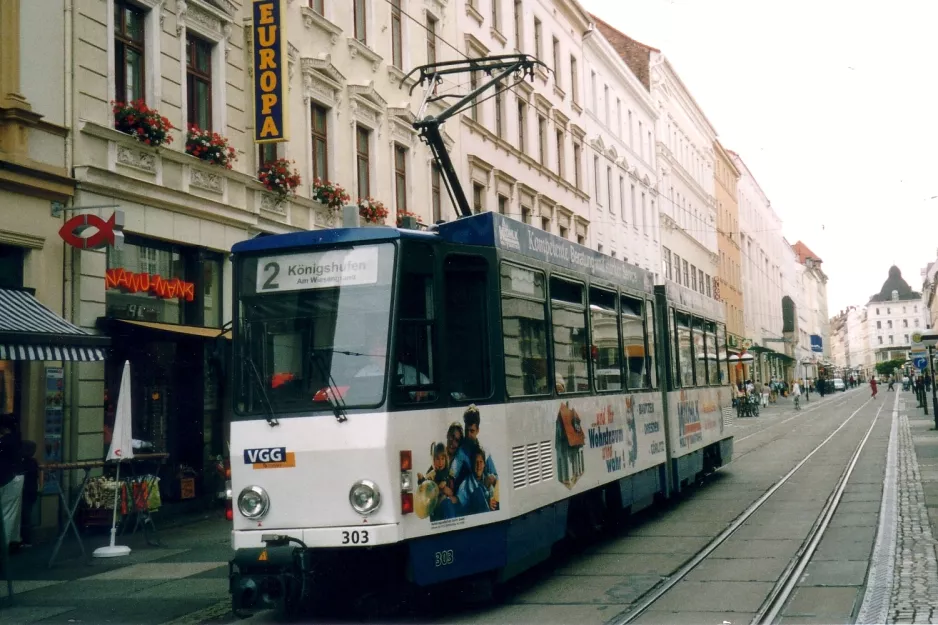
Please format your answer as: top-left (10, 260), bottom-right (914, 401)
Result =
top-left (226, 211), bottom-right (734, 615)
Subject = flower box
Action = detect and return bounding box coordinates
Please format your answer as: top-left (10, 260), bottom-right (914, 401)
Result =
top-left (112, 100), bottom-right (174, 147)
top-left (358, 198), bottom-right (389, 225)
top-left (186, 125), bottom-right (237, 169)
top-left (258, 158), bottom-right (302, 203)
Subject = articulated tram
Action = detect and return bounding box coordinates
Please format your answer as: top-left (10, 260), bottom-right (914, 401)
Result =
top-left (226, 211), bottom-right (734, 615)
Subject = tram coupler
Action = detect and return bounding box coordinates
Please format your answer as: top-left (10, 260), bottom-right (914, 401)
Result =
top-left (229, 534), bottom-right (311, 617)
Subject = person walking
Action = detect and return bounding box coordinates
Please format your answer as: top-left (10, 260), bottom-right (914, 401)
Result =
top-left (888, 376), bottom-right (895, 392)
top-left (792, 380), bottom-right (802, 410)
top-left (870, 376), bottom-right (878, 399)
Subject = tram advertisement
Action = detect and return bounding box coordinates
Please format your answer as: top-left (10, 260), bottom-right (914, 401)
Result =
top-left (667, 387), bottom-right (727, 456)
top-left (414, 404), bottom-right (502, 529)
top-left (555, 392), bottom-right (665, 490)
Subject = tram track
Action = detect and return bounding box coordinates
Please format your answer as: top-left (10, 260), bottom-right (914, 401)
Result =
top-left (606, 392), bottom-right (880, 625)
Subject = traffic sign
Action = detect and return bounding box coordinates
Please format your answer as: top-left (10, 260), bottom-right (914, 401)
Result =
top-left (914, 356), bottom-right (928, 370)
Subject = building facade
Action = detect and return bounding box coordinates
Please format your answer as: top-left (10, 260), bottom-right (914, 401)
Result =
top-left (866, 266), bottom-right (925, 363)
top-left (713, 140), bottom-right (743, 381)
top-left (583, 17), bottom-right (659, 273)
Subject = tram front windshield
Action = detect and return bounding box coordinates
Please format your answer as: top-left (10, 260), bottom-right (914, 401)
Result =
top-left (234, 243), bottom-right (396, 416)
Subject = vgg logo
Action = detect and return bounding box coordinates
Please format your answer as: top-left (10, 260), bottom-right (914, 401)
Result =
top-left (244, 447), bottom-right (287, 464)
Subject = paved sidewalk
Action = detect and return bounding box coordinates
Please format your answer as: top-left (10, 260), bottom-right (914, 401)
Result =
top-left (1, 510), bottom-right (231, 624)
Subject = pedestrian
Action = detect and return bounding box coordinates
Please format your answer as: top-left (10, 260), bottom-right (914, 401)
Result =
top-left (792, 380), bottom-right (802, 410)
top-left (17, 440), bottom-right (38, 547)
top-left (927, 373), bottom-right (933, 393)
top-left (888, 376), bottom-right (895, 392)
top-left (0, 414), bottom-right (23, 551)
top-left (870, 376), bottom-right (878, 399)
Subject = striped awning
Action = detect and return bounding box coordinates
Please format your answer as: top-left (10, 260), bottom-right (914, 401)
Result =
top-left (0, 288), bottom-right (109, 361)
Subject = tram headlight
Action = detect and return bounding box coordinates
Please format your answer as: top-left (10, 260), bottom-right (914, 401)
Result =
top-left (349, 480), bottom-right (381, 515)
top-left (237, 485), bottom-right (270, 519)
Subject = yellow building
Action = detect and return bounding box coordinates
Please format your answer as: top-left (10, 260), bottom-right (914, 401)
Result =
top-left (713, 140), bottom-right (745, 385)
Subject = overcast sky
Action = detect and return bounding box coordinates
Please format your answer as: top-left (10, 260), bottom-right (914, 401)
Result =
top-left (581, 0), bottom-right (938, 315)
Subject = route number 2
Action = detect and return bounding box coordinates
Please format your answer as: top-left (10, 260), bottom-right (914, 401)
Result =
top-left (261, 262), bottom-right (280, 290)
top-left (434, 549), bottom-right (454, 567)
top-left (341, 530), bottom-right (369, 545)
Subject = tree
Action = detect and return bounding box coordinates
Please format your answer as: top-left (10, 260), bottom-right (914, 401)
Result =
top-left (875, 358), bottom-right (907, 377)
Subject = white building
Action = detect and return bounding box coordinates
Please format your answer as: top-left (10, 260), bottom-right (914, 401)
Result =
top-left (790, 241), bottom-right (830, 379)
top-left (455, 0), bottom-right (591, 243)
top-left (866, 266), bottom-right (925, 363)
top-left (582, 18), bottom-right (659, 272)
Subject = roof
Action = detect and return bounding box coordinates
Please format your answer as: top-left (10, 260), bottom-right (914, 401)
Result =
top-left (591, 14), bottom-right (658, 91)
top-left (792, 241), bottom-right (822, 265)
top-left (868, 266), bottom-right (922, 303)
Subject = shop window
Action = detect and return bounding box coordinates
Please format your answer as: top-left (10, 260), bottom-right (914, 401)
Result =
top-left (443, 255), bottom-right (491, 400)
top-left (501, 263), bottom-right (549, 396)
top-left (589, 287), bottom-right (620, 392)
top-left (550, 277), bottom-right (588, 394)
top-left (107, 240), bottom-right (186, 323)
top-left (202, 256), bottom-right (223, 328)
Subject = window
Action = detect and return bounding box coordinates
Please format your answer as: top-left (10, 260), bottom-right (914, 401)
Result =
top-left (916, 319), bottom-right (920, 327)
top-left (647, 131), bottom-right (652, 162)
top-left (904, 319), bottom-right (909, 327)
top-left (541, 216), bottom-right (550, 231)
top-left (606, 166), bottom-right (613, 212)
top-left (604, 85), bottom-right (610, 125)
top-left (673, 254), bottom-right (681, 285)
top-left (472, 183), bottom-right (484, 214)
top-left (538, 115), bottom-right (547, 165)
top-left (630, 184), bottom-right (637, 225)
top-left (675, 313), bottom-right (693, 387)
top-left (513, 0), bottom-right (522, 49)
top-left (577, 234), bottom-right (585, 245)
top-left (115, 0), bottom-right (146, 104)
top-left (497, 195), bottom-right (508, 215)
top-left (517, 99), bottom-right (527, 152)
top-left (426, 15), bottom-right (438, 64)
top-left (628, 110), bottom-right (633, 146)
top-left (521, 206), bottom-right (531, 224)
top-left (705, 322), bottom-right (719, 385)
top-left (431, 164), bottom-right (442, 223)
top-left (572, 141), bottom-right (581, 189)
top-left (186, 34), bottom-right (213, 130)
top-left (698, 269), bottom-right (704, 294)
top-left (619, 175), bottom-right (626, 221)
top-left (556, 130), bottom-right (564, 175)
top-left (356, 125), bottom-right (370, 199)
top-left (877, 320), bottom-right (882, 329)
top-left (663, 246), bottom-right (672, 280)
top-left (593, 156), bottom-right (601, 204)
top-left (570, 56), bottom-right (578, 103)
top-left (470, 67), bottom-right (479, 122)
top-left (559, 225), bottom-right (568, 239)
top-left (691, 265), bottom-right (698, 291)
top-left (551, 278), bottom-right (588, 394)
top-left (394, 144), bottom-right (407, 212)
top-left (311, 103), bottom-right (329, 181)
top-left (495, 89), bottom-right (504, 138)
top-left (552, 37), bottom-right (560, 86)
top-left (390, 0), bottom-right (403, 68)
top-left (705, 275), bottom-right (712, 298)
top-left (622, 296), bottom-right (647, 389)
top-left (444, 256), bottom-right (491, 399)
top-left (309, 0), bottom-right (324, 15)
top-left (590, 71), bottom-right (597, 110)
top-left (641, 192), bottom-right (647, 234)
top-left (492, 0), bottom-right (500, 31)
top-left (876, 308), bottom-right (880, 315)
top-left (889, 335), bottom-right (894, 344)
top-left (638, 121), bottom-right (643, 158)
top-left (645, 304), bottom-right (657, 388)
top-left (353, 0), bottom-right (367, 42)
top-left (533, 18), bottom-right (542, 59)
top-left (878, 336), bottom-right (883, 345)
top-left (903, 307), bottom-right (907, 313)
top-left (394, 245), bottom-right (437, 403)
top-left (258, 143), bottom-right (277, 168)
top-left (905, 334), bottom-right (910, 343)
top-left (501, 264), bottom-right (549, 396)
top-left (683, 259), bottom-right (690, 286)
top-left (888, 320), bottom-right (893, 329)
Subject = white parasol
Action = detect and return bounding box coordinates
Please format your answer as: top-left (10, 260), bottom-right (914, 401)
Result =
top-left (93, 360), bottom-right (133, 558)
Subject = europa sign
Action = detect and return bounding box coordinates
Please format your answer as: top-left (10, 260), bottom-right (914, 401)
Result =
top-left (105, 268), bottom-right (196, 301)
top-left (252, 0), bottom-right (288, 143)
top-left (58, 211), bottom-right (125, 250)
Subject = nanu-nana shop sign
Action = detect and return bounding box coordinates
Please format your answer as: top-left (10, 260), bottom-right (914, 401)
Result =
top-left (252, 0), bottom-right (288, 143)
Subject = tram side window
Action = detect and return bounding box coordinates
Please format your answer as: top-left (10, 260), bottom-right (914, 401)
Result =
top-left (500, 263), bottom-right (550, 396)
top-left (704, 321), bottom-right (720, 385)
top-left (551, 277), bottom-right (589, 394)
top-left (444, 255), bottom-right (491, 400)
top-left (692, 318), bottom-right (706, 386)
top-left (621, 295), bottom-right (647, 390)
top-left (675, 313), bottom-right (694, 388)
top-left (395, 248), bottom-right (437, 403)
top-left (589, 287), bottom-right (621, 392)
top-left (645, 303), bottom-right (657, 389)
top-left (716, 323), bottom-right (729, 384)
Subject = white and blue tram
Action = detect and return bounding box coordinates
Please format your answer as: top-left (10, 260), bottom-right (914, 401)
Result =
top-left (227, 211), bottom-right (733, 614)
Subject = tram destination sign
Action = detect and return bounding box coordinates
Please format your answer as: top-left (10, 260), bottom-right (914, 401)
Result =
top-left (255, 246), bottom-right (379, 293)
top-left (491, 214), bottom-right (653, 293)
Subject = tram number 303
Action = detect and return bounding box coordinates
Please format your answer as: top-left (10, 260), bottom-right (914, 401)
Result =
top-left (341, 530), bottom-right (369, 545)
top-left (434, 550), bottom-right (454, 567)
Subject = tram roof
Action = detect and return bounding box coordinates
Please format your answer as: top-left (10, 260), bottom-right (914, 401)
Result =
top-left (231, 213), bottom-right (653, 294)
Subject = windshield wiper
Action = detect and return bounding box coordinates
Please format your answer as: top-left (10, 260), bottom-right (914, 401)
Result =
top-left (308, 349), bottom-right (348, 423)
top-left (246, 356), bottom-right (279, 427)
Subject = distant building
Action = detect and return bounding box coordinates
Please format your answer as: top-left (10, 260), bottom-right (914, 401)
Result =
top-left (866, 266), bottom-right (925, 363)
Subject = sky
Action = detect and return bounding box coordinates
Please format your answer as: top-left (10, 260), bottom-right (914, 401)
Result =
top-left (579, 0), bottom-right (938, 315)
